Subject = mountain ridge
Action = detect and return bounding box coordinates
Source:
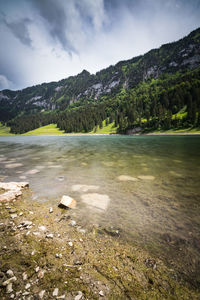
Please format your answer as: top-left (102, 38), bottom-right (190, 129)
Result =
top-left (0, 27), bottom-right (200, 134)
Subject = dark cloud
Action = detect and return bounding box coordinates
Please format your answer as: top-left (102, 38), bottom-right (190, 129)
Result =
top-left (0, 0), bottom-right (200, 90)
top-left (3, 17), bottom-right (32, 47)
top-left (31, 0), bottom-right (77, 54)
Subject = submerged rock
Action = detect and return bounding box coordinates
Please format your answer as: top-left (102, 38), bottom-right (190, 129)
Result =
top-left (117, 175), bottom-right (138, 182)
top-left (71, 184), bottom-right (99, 193)
top-left (138, 175), bottom-right (155, 180)
top-left (81, 193), bottom-right (110, 211)
top-left (59, 195), bottom-right (76, 209)
top-left (5, 163), bottom-right (23, 169)
top-left (26, 169), bottom-right (40, 175)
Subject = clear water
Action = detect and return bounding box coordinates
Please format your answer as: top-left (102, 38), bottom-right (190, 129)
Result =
top-left (0, 135), bottom-right (200, 284)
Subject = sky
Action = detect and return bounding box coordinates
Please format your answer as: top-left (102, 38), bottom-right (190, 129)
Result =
top-left (0, 0), bottom-right (200, 91)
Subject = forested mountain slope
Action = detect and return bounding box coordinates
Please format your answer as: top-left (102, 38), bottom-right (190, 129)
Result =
top-left (0, 27), bottom-right (200, 134)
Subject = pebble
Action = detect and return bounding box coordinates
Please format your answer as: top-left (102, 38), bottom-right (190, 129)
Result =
top-left (70, 220), bottom-right (76, 227)
top-left (75, 291), bottom-right (83, 300)
top-left (10, 214), bottom-right (17, 219)
top-left (39, 290), bottom-right (45, 299)
top-left (38, 270), bottom-right (45, 279)
top-left (46, 233), bottom-right (54, 239)
top-left (31, 250), bottom-right (35, 255)
top-left (6, 283), bottom-right (13, 293)
top-left (6, 270), bottom-right (14, 277)
top-left (3, 276), bottom-right (17, 286)
top-left (10, 294), bottom-right (15, 299)
top-left (32, 232), bottom-right (41, 236)
top-left (99, 290), bottom-right (104, 297)
top-left (9, 209), bottom-right (17, 214)
top-left (55, 253), bottom-right (62, 259)
top-left (25, 283), bottom-right (31, 289)
top-left (38, 225), bottom-right (47, 231)
top-left (35, 266), bottom-right (40, 273)
top-left (52, 288), bottom-right (59, 297)
top-left (49, 207), bottom-right (53, 213)
top-left (68, 241), bottom-right (73, 247)
top-left (22, 272), bottom-right (28, 281)
top-left (19, 212), bottom-right (23, 216)
top-left (22, 221), bottom-right (33, 227)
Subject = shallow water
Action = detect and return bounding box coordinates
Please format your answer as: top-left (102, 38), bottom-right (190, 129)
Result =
top-left (0, 135), bottom-right (200, 284)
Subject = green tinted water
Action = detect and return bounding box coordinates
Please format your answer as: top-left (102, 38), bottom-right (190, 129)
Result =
top-left (0, 135), bottom-right (200, 285)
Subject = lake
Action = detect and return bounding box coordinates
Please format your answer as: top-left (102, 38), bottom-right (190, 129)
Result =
top-left (0, 135), bottom-right (200, 286)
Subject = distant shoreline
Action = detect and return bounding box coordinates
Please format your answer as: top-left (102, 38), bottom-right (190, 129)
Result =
top-left (0, 132), bottom-right (200, 137)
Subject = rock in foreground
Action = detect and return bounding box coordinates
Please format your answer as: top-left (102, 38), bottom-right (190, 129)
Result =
top-left (0, 182), bottom-right (29, 202)
top-left (58, 195), bottom-right (76, 209)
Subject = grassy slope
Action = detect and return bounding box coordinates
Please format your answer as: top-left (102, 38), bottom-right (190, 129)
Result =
top-left (89, 120), bottom-right (117, 134)
top-left (0, 123), bottom-right (15, 136)
top-left (21, 124), bottom-right (66, 136)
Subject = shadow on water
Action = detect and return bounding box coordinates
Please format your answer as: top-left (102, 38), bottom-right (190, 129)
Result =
top-left (0, 135), bottom-right (200, 286)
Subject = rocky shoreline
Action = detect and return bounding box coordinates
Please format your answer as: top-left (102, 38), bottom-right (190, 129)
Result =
top-left (0, 183), bottom-right (200, 299)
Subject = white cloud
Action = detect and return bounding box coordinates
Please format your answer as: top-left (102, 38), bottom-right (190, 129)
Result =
top-left (0, 74), bottom-right (14, 90)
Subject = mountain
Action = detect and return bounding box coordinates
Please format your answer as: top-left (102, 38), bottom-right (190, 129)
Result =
top-left (1, 27), bottom-right (200, 134)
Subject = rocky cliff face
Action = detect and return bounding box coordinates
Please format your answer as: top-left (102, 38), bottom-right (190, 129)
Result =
top-left (0, 28), bottom-right (200, 122)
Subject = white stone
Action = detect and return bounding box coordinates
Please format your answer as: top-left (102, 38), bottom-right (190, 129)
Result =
top-left (70, 220), bottom-right (76, 227)
top-left (3, 276), bottom-right (17, 286)
top-left (6, 283), bottom-right (13, 293)
top-left (35, 266), bottom-right (40, 273)
top-left (33, 232), bottom-right (41, 236)
top-left (38, 225), bottom-right (47, 232)
top-left (38, 270), bottom-right (45, 279)
top-left (52, 288), bottom-right (59, 297)
top-left (59, 195), bottom-right (76, 209)
top-left (49, 207), bottom-right (53, 213)
top-left (39, 290), bottom-right (45, 299)
top-left (25, 283), bottom-right (31, 289)
top-left (75, 291), bottom-right (83, 300)
top-left (81, 193), bottom-right (110, 211)
top-left (46, 233), bottom-right (54, 239)
top-left (6, 270), bottom-right (14, 277)
top-left (22, 221), bottom-right (32, 227)
top-left (99, 290), bottom-right (104, 297)
top-left (22, 272), bottom-right (28, 281)
top-left (68, 241), bottom-right (73, 247)
top-left (10, 214), bottom-right (17, 219)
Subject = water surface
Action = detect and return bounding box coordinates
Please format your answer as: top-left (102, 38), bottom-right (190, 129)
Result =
top-left (0, 135), bottom-right (200, 285)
